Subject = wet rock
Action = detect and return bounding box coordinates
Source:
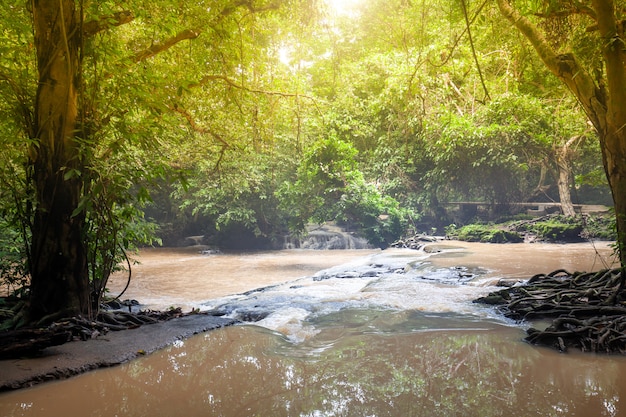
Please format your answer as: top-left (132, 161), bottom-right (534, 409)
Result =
top-left (313, 271), bottom-right (365, 280)
top-left (200, 249), bottom-right (222, 255)
top-left (390, 234), bottom-right (441, 249)
top-left (235, 310), bottom-right (270, 322)
top-left (103, 299), bottom-right (139, 312)
top-left (104, 299), bottom-right (123, 310)
top-left (242, 284), bottom-right (280, 296)
top-left (335, 271), bottom-right (360, 279)
top-left (285, 224), bottom-right (372, 249)
top-left (312, 274), bottom-right (330, 282)
top-left (473, 294), bottom-right (507, 305)
top-left (423, 245), bottom-right (442, 253)
top-left (183, 235), bottom-right (205, 246)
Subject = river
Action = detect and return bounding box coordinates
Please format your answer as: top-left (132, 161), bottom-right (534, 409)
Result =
top-left (1, 241), bottom-right (625, 416)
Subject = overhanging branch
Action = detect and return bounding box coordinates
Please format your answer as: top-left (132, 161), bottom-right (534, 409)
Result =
top-left (133, 29), bottom-right (201, 62)
top-left (221, 0), bottom-right (281, 16)
top-left (83, 11), bottom-right (134, 37)
top-left (190, 74), bottom-right (316, 100)
top-left (496, 0), bottom-right (604, 130)
top-left (170, 104), bottom-right (230, 148)
top-left (534, 3), bottom-right (596, 20)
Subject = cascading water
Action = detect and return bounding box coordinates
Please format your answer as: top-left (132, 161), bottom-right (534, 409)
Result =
top-left (201, 246), bottom-right (503, 343)
top-left (283, 224), bottom-right (371, 250)
top-left (1, 241), bottom-right (621, 417)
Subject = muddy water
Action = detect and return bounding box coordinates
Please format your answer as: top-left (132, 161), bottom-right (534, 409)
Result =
top-left (428, 241), bottom-right (617, 280)
top-left (5, 316), bottom-right (626, 417)
top-left (1, 241), bottom-right (624, 417)
top-left (105, 248), bottom-right (381, 311)
top-left (105, 242), bottom-right (617, 312)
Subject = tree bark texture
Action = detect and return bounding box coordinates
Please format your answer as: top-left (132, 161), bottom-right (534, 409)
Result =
top-left (28, 0), bottom-right (90, 323)
top-left (496, 0), bottom-right (626, 266)
top-left (555, 137), bottom-right (580, 217)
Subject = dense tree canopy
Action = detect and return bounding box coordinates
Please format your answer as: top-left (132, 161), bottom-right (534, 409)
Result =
top-left (495, 0), bottom-right (626, 264)
top-left (0, 0), bottom-right (616, 325)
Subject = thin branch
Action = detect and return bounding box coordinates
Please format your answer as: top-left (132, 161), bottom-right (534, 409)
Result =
top-left (0, 71), bottom-right (34, 134)
top-left (186, 73), bottom-right (324, 118)
top-left (460, 0), bottom-right (490, 102)
top-left (534, 1), bottom-right (597, 21)
top-left (133, 29), bottom-right (201, 63)
top-left (170, 104), bottom-right (231, 148)
top-left (191, 74), bottom-right (315, 100)
top-left (428, 0), bottom-right (489, 68)
top-left (221, 0), bottom-right (281, 16)
top-left (83, 11), bottom-right (134, 37)
top-left (170, 104), bottom-right (231, 176)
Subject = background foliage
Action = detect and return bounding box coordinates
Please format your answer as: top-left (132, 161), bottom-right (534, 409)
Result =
top-left (0, 0), bottom-right (611, 292)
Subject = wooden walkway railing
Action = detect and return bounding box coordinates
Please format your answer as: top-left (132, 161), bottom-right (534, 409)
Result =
top-left (443, 202), bottom-right (610, 214)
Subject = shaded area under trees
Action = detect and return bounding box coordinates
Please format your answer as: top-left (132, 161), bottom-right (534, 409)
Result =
top-left (0, 0), bottom-right (620, 354)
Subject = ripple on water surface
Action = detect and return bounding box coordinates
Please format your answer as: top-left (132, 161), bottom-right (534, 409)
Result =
top-left (0, 242), bottom-right (620, 417)
top-left (201, 248), bottom-right (505, 342)
top-left (3, 310), bottom-right (626, 417)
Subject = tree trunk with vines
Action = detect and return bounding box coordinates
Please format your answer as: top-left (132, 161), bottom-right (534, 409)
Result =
top-left (28, 0), bottom-right (90, 324)
top-left (496, 0), bottom-right (626, 267)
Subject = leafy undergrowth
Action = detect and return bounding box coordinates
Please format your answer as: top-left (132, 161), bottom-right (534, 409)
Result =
top-left (475, 268), bottom-right (626, 354)
top-left (445, 224), bottom-right (523, 243)
top-left (448, 213), bottom-right (616, 243)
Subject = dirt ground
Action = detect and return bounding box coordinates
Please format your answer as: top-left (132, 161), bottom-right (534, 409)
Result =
top-left (0, 314), bottom-right (236, 392)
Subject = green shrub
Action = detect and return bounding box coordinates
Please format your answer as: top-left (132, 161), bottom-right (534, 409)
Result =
top-left (446, 224), bottom-right (523, 243)
top-left (0, 218), bottom-right (29, 296)
top-left (511, 214), bottom-right (615, 242)
top-left (527, 221), bottom-right (583, 242)
top-left (580, 214), bottom-right (617, 241)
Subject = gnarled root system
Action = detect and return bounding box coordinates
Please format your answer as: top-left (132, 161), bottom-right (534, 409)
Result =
top-left (475, 268), bottom-right (626, 353)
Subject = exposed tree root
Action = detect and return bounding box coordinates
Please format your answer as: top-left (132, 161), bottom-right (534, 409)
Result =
top-left (0, 306), bottom-right (192, 358)
top-left (0, 327), bottom-right (72, 358)
top-left (474, 268), bottom-right (626, 353)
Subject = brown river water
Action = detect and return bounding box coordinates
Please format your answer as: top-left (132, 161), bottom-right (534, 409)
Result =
top-left (2, 241), bottom-right (625, 417)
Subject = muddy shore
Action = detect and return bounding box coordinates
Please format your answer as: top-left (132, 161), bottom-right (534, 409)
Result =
top-left (0, 314), bottom-right (236, 392)
top-left (0, 248), bottom-right (383, 393)
top-left (0, 242), bottom-right (614, 393)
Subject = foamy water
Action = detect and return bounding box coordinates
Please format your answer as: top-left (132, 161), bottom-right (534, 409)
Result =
top-left (201, 248), bottom-right (507, 342)
top-left (108, 242), bottom-right (616, 343)
top-left (2, 242), bottom-right (621, 417)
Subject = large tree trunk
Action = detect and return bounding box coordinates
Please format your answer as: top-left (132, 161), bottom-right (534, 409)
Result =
top-left (496, 0), bottom-right (626, 266)
top-left (555, 136), bottom-right (581, 217)
top-left (555, 155), bottom-right (576, 217)
top-left (28, 0), bottom-right (90, 324)
top-left (593, 0), bottom-right (626, 268)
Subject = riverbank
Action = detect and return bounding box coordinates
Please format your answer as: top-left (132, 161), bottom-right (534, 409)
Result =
top-left (0, 314), bottom-right (236, 391)
top-left (0, 242), bottom-right (615, 392)
top-left (1, 248), bottom-right (380, 392)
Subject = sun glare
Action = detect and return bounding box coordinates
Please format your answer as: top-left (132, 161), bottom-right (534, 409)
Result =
top-left (326, 0), bottom-right (363, 16)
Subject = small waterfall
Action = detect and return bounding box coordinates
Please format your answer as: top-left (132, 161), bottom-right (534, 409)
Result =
top-left (284, 224), bottom-right (372, 250)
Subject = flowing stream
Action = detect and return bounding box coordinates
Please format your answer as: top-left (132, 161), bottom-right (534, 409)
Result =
top-left (1, 241), bottom-right (625, 417)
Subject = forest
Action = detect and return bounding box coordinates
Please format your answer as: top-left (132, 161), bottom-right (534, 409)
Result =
top-left (0, 0), bottom-right (624, 337)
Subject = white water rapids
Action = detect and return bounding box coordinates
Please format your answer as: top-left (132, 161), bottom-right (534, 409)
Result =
top-left (110, 241), bottom-right (617, 344)
top-left (202, 247), bottom-right (501, 343)
top-left (2, 241), bottom-right (623, 417)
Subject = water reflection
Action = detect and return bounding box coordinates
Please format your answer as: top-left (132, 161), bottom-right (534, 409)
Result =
top-left (2, 309), bottom-right (626, 417)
